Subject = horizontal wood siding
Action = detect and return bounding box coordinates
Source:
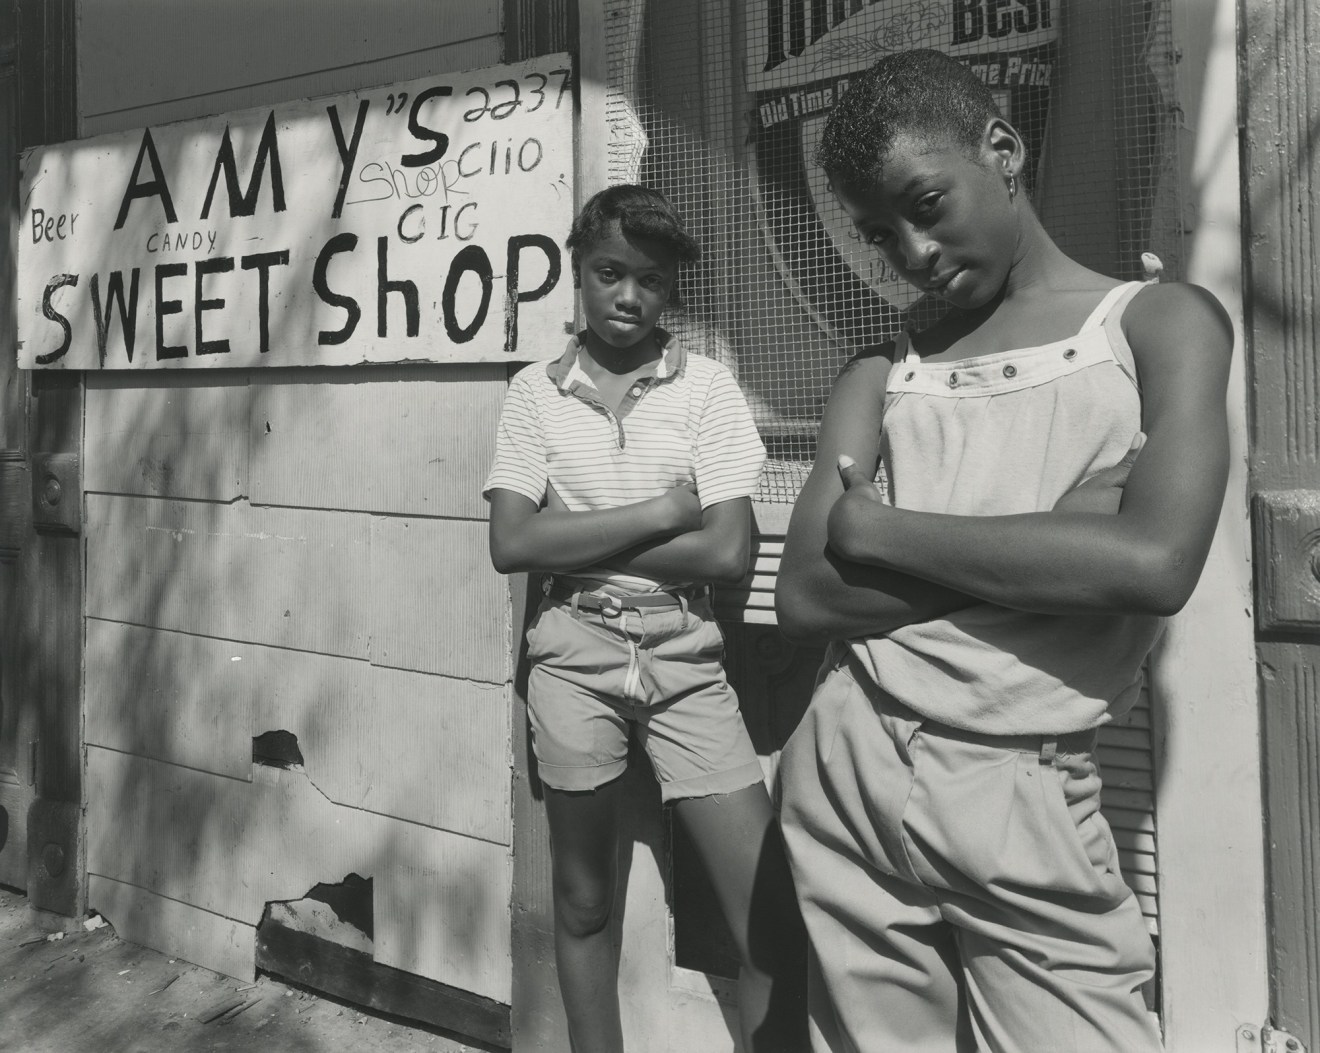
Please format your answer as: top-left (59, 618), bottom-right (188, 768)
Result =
top-left (77, 1), bottom-right (514, 1012)
top-left (87, 747), bottom-right (512, 1000)
top-left (88, 875), bottom-right (257, 981)
top-left (86, 495), bottom-right (373, 658)
top-left (85, 620), bottom-right (510, 842)
top-left (86, 372), bottom-right (251, 501)
top-left (248, 365), bottom-right (505, 518)
top-left (369, 516), bottom-right (508, 680)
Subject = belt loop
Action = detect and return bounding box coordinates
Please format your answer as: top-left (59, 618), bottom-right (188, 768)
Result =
top-left (569, 591), bottom-right (581, 620)
top-left (679, 591), bottom-right (690, 629)
top-left (1039, 738), bottom-right (1058, 766)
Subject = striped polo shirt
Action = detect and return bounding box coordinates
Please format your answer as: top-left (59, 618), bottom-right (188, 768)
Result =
top-left (483, 330), bottom-right (766, 591)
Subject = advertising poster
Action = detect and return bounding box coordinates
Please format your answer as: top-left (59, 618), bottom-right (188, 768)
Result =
top-left (745, 1), bottom-right (1059, 341)
top-left (18, 54), bottom-right (575, 369)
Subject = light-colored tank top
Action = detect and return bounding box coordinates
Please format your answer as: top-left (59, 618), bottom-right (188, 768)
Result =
top-left (847, 280), bottom-right (1165, 734)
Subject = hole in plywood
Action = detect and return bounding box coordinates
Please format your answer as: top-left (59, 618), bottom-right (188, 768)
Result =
top-left (260, 872), bottom-right (374, 952)
top-left (252, 730), bottom-right (304, 770)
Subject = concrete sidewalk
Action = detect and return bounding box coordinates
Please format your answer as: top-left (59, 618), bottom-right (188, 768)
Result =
top-left (0, 887), bottom-right (498, 1053)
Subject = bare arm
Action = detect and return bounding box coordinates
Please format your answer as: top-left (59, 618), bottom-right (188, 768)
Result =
top-left (775, 349), bottom-right (981, 645)
top-left (826, 283), bottom-right (1232, 617)
top-left (488, 483), bottom-right (702, 575)
top-left (601, 497), bottom-right (752, 585)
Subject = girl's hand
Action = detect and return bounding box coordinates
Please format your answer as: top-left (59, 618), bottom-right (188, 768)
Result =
top-left (827, 455), bottom-right (888, 560)
top-left (1053, 433), bottom-right (1146, 516)
top-left (835, 455), bottom-right (884, 503)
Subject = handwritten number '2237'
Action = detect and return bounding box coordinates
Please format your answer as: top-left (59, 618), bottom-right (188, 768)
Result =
top-left (464, 70), bottom-right (571, 122)
top-left (387, 70), bottom-right (569, 124)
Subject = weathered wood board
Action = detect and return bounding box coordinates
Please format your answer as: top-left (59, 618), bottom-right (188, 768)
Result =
top-left (248, 363), bottom-right (505, 517)
top-left (89, 874), bottom-right (256, 981)
top-left (369, 516), bottom-right (509, 682)
top-left (85, 495), bottom-right (372, 658)
top-left (85, 620), bottom-right (511, 842)
top-left (87, 747), bottom-right (512, 1002)
top-left (85, 371), bottom-right (251, 500)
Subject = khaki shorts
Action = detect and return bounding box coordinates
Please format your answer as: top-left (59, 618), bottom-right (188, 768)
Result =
top-left (524, 591), bottom-right (764, 802)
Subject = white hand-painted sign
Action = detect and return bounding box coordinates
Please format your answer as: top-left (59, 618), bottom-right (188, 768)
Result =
top-left (18, 53), bottom-right (575, 369)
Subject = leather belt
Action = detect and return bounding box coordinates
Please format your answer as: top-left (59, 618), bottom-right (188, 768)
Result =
top-left (545, 582), bottom-right (707, 616)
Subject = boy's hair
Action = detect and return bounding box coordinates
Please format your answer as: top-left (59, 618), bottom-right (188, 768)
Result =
top-left (816, 49), bottom-right (1005, 190)
top-left (566, 184), bottom-right (701, 267)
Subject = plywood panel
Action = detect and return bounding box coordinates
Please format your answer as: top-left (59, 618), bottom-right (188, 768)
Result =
top-left (370, 516), bottom-right (508, 682)
top-left (85, 620), bottom-right (511, 842)
top-left (89, 875), bottom-right (256, 981)
top-left (85, 372), bottom-right (250, 500)
top-left (85, 619), bottom-right (252, 779)
top-left (249, 366), bottom-right (505, 517)
top-left (86, 496), bottom-right (370, 658)
top-left (354, 666), bottom-right (510, 842)
top-left (80, 0), bottom-right (499, 126)
top-left (87, 747), bottom-right (512, 1001)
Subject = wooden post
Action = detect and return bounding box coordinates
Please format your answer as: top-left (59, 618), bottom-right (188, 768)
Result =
top-left (11, 0), bottom-right (83, 921)
top-left (0, 0), bottom-right (33, 893)
top-left (1242, 0), bottom-right (1320, 1045)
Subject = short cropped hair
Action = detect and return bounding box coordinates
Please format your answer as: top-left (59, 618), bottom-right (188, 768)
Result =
top-left (566, 184), bottom-right (701, 266)
top-left (816, 49), bottom-right (1004, 190)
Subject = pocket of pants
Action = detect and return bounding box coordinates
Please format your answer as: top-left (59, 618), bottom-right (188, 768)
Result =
top-left (1048, 756), bottom-right (1123, 879)
top-left (523, 607), bottom-right (549, 658)
top-left (904, 741), bottom-right (1121, 900)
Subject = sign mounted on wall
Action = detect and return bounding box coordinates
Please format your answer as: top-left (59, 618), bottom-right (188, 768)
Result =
top-left (18, 53), bottom-right (575, 369)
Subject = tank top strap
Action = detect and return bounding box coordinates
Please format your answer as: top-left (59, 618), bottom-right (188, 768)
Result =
top-left (1077, 280), bottom-right (1145, 334)
top-left (1097, 280), bottom-right (1152, 389)
top-left (895, 329), bottom-right (921, 363)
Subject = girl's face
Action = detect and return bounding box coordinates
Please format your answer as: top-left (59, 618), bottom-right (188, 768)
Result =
top-left (575, 220), bottom-right (678, 354)
top-left (833, 127), bottom-right (1021, 310)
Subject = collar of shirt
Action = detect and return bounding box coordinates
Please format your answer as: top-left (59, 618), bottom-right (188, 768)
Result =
top-left (544, 327), bottom-right (687, 395)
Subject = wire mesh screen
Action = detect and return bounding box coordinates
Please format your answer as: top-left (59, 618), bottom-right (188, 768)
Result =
top-left (605, 0), bottom-right (1183, 504)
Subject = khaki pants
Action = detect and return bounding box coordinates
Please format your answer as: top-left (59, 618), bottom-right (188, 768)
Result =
top-left (778, 653), bottom-right (1163, 1053)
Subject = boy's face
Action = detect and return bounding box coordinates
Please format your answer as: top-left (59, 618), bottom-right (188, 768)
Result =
top-left (832, 129), bottom-right (1018, 310)
top-left (576, 220), bottom-right (678, 353)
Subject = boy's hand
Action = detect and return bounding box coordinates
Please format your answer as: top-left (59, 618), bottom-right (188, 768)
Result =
top-left (660, 481), bottom-right (703, 534)
top-left (1053, 432), bottom-right (1145, 516)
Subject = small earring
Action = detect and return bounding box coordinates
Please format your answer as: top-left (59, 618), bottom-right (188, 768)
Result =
top-left (1008, 173), bottom-right (1018, 199)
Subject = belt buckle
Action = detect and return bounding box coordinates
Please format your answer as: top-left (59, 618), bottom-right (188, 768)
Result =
top-left (599, 594), bottom-right (622, 618)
